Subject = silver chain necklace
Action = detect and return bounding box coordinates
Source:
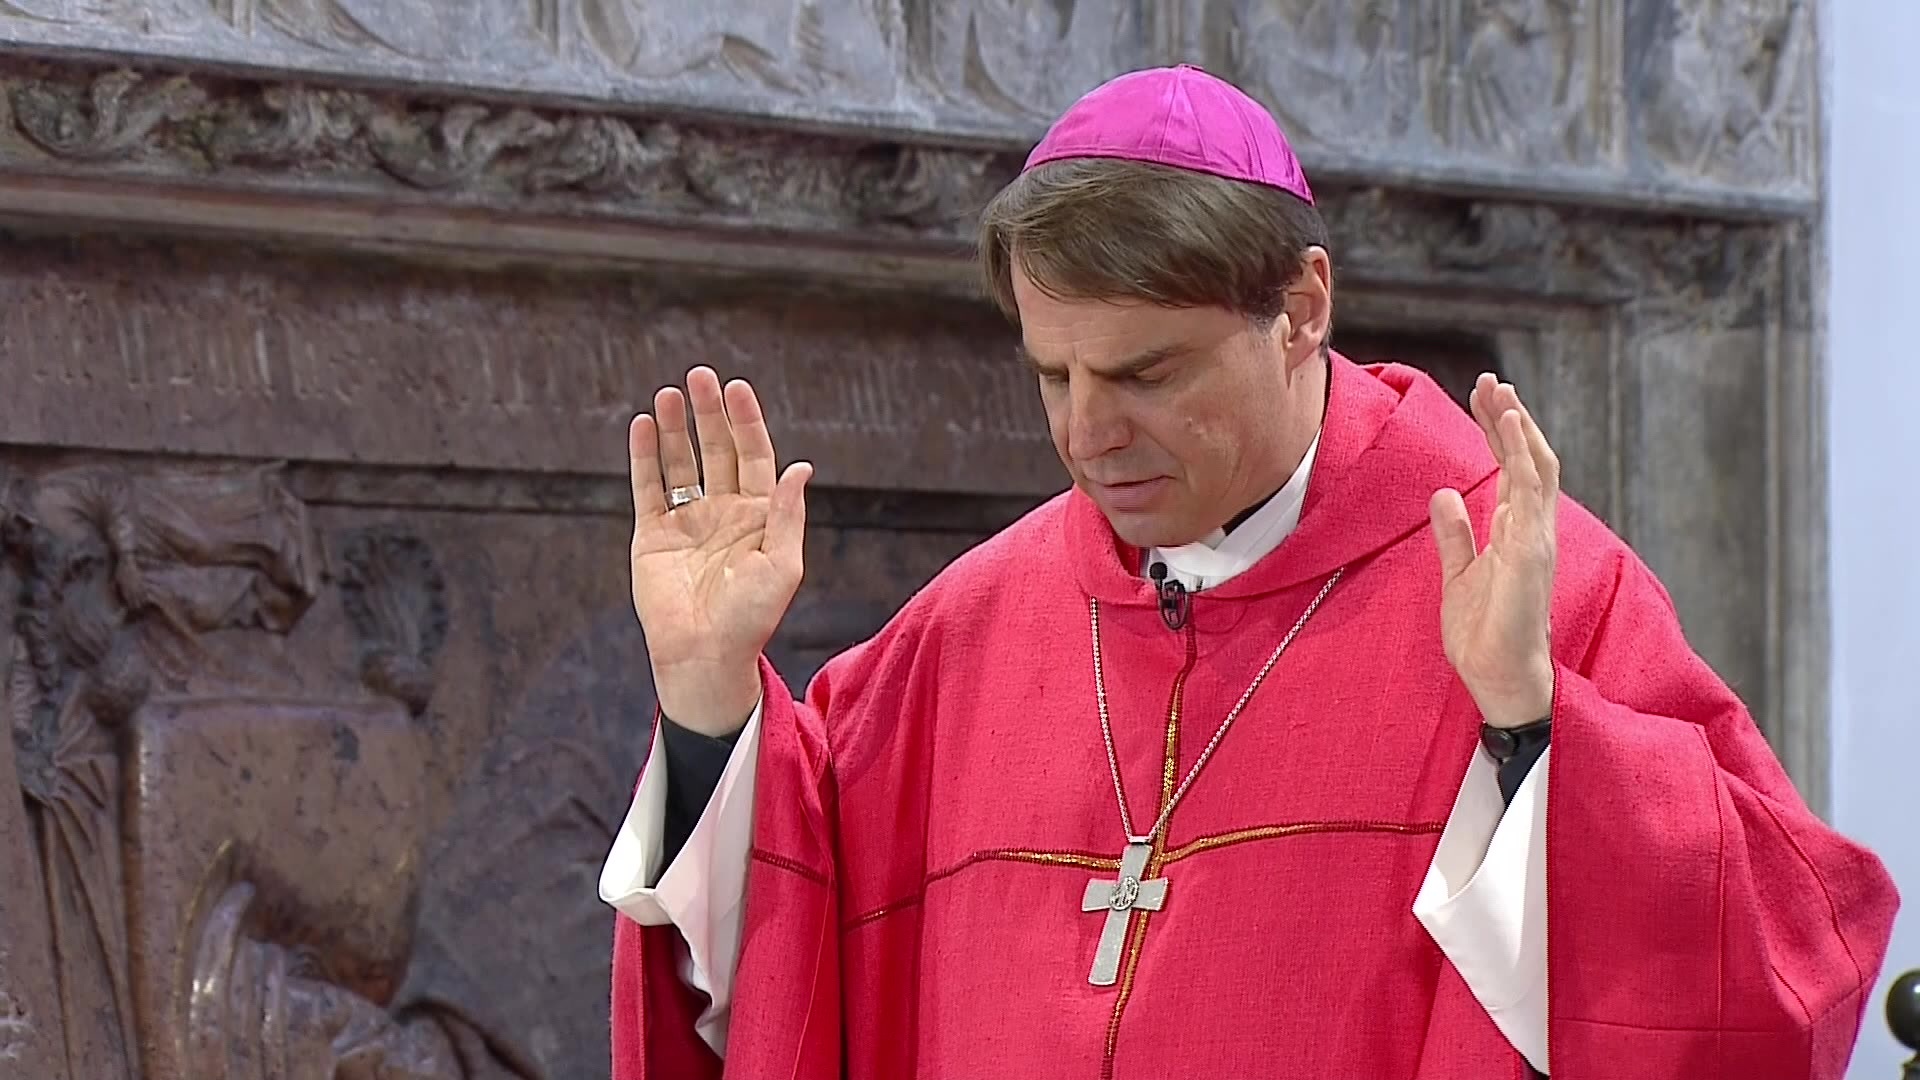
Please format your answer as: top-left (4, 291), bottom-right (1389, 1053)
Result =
top-left (1077, 567), bottom-right (1343, 987)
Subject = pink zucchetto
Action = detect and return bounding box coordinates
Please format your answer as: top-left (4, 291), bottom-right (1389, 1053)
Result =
top-left (1022, 63), bottom-right (1315, 206)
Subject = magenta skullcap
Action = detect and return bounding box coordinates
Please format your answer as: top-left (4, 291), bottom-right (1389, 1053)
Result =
top-left (1022, 63), bottom-right (1314, 205)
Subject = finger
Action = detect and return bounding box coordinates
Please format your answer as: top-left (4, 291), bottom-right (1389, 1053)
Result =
top-left (1468, 375), bottom-right (1513, 509)
top-left (1498, 384), bottom-right (1562, 499)
top-left (1430, 488), bottom-right (1476, 584)
top-left (629, 413), bottom-right (666, 520)
top-left (1468, 372), bottom-right (1499, 443)
top-left (764, 460), bottom-right (813, 580)
top-left (654, 386), bottom-right (700, 492)
top-left (726, 379), bottom-right (778, 497)
top-left (1498, 409), bottom-right (1545, 524)
top-left (687, 367), bottom-right (739, 496)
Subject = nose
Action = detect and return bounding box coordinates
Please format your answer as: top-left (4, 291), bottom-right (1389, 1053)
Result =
top-left (1064, 377), bottom-right (1129, 463)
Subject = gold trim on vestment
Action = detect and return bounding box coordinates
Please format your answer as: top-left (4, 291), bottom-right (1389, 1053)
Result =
top-left (842, 848), bottom-right (1121, 929)
top-left (1160, 819), bottom-right (1446, 865)
top-left (975, 849), bottom-right (1121, 872)
top-left (842, 825), bottom-right (1446, 931)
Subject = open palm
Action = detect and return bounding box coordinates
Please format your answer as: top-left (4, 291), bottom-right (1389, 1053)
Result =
top-left (629, 367), bottom-right (811, 734)
top-left (1430, 375), bottom-right (1559, 731)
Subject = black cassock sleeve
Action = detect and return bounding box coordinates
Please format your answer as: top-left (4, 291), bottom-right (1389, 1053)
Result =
top-left (1496, 731), bottom-right (1550, 806)
top-left (658, 716), bottom-right (741, 871)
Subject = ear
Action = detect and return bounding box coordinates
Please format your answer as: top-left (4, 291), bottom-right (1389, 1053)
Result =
top-left (1281, 247), bottom-right (1334, 370)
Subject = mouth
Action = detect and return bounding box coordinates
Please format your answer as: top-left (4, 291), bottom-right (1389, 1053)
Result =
top-left (1089, 477), bottom-right (1172, 512)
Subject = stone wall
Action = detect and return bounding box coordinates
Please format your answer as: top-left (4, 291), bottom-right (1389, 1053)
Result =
top-left (0, 2), bottom-right (1824, 1077)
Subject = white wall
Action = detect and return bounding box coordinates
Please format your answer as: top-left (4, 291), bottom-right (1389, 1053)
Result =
top-left (1825, 1), bottom-right (1920, 1076)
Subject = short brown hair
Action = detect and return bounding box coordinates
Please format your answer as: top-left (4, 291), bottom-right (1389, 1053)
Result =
top-left (977, 158), bottom-right (1331, 329)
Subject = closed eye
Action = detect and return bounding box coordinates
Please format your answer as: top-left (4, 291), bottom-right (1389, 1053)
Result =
top-left (1016, 346), bottom-right (1069, 386)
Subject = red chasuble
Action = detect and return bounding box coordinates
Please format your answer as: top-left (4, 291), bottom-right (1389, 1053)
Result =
top-left (611, 357), bottom-right (1898, 1079)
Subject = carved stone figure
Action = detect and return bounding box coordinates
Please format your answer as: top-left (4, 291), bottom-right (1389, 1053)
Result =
top-left (902, 0), bottom-right (1141, 121)
top-left (209, 0), bottom-right (551, 65)
top-left (1220, 0), bottom-right (1418, 150)
top-left (0, 464), bottom-right (549, 1079)
top-left (0, 0), bottom-right (155, 30)
top-left (130, 517), bottom-right (543, 1080)
top-left (557, 0), bottom-right (895, 97)
top-left (0, 463), bottom-right (321, 1079)
top-left (0, 480), bottom-right (69, 1079)
top-left (1639, 0), bottom-right (1811, 185)
top-left (1454, 0), bottom-right (1599, 162)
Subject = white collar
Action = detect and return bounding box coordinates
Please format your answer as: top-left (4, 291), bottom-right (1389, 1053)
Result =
top-left (1146, 432), bottom-right (1321, 592)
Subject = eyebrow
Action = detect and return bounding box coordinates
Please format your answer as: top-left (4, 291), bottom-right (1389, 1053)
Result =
top-left (1015, 344), bottom-right (1184, 378)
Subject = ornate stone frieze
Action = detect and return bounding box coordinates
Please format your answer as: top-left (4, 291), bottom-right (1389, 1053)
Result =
top-left (1321, 185), bottom-right (1786, 325)
top-left (1, 65), bottom-right (1022, 245)
top-left (0, 64), bottom-right (1805, 295)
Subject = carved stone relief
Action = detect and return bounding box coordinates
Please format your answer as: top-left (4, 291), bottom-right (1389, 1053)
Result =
top-left (0, 497), bottom-right (68, 1079)
top-left (388, 555), bottom-right (937, 1080)
top-left (0, 67), bottom-right (1019, 241)
top-left (0, 0), bottom-right (159, 31)
top-left (0, 459), bottom-right (567, 1079)
top-left (0, 2), bottom-right (1817, 205)
top-left (554, 0), bottom-right (897, 98)
top-left (0, 0), bottom-right (907, 111)
top-left (902, 0), bottom-right (1149, 122)
top-left (209, 0), bottom-right (514, 61)
top-left (1210, 0), bottom-right (1622, 169)
top-left (0, 462), bottom-right (329, 1079)
top-left (1214, 0), bottom-right (1422, 151)
top-left (1449, 0), bottom-right (1617, 165)
top-left (0, 444), bottom-right (994, 1079)
top-left (394, 604), bottom-right (651, 1080)
top-left (1633, 0), bottom-right (1812, 189)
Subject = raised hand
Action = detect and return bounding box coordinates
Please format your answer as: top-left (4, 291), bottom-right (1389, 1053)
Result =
top-left (1429, 374), bottom-right (1559, 731)
top-left (629, 366), bottom-right (812, 736)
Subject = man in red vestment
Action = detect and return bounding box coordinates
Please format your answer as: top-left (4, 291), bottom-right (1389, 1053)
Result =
top-left (599, 65), bottom-right (1898, 1078)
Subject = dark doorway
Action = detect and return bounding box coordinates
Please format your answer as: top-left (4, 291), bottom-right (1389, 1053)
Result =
top-left (1333, 328), bottom-right (1499, 410)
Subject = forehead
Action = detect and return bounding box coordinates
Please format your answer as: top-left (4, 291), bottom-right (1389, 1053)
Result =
top-left (1011, 270), bottom-right (1250, 368)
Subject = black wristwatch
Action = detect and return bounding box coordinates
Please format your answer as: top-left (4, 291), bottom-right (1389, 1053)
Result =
top-left (1480, 716), bottom-right (1552, 763)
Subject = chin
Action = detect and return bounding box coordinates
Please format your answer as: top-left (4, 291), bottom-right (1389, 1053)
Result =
top-left (1100, 508), bottom-right (1205, 552)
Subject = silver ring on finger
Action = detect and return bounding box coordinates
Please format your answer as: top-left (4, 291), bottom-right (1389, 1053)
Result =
top-left (666, 484), bottom-right (704, 510)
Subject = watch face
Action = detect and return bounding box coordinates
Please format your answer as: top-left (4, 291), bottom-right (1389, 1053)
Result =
top-left (1479, 726), bottom-right (1520, 761)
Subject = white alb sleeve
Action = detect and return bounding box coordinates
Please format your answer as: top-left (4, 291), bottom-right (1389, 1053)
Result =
top-left (599, 701), bottom-right (764, 1056)
top-left (1413, 746), bottom-right (1550, 1074)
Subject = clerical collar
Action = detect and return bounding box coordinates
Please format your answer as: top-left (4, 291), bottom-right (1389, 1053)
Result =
top-left (1147, 432), bottom-right (1321, 592)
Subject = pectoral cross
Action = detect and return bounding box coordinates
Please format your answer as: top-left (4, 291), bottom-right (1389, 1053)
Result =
top-left (1081, 840), bottom-right (1167, 986)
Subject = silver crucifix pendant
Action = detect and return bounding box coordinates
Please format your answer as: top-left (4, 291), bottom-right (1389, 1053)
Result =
top-left (1081, 839), bottom-right (1168, 986)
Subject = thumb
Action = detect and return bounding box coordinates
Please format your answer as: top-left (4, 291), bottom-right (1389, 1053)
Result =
top-left (1430, 488), bottom-right (1476, 584)
top-left (764, 460), bottom-right (812, 580)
